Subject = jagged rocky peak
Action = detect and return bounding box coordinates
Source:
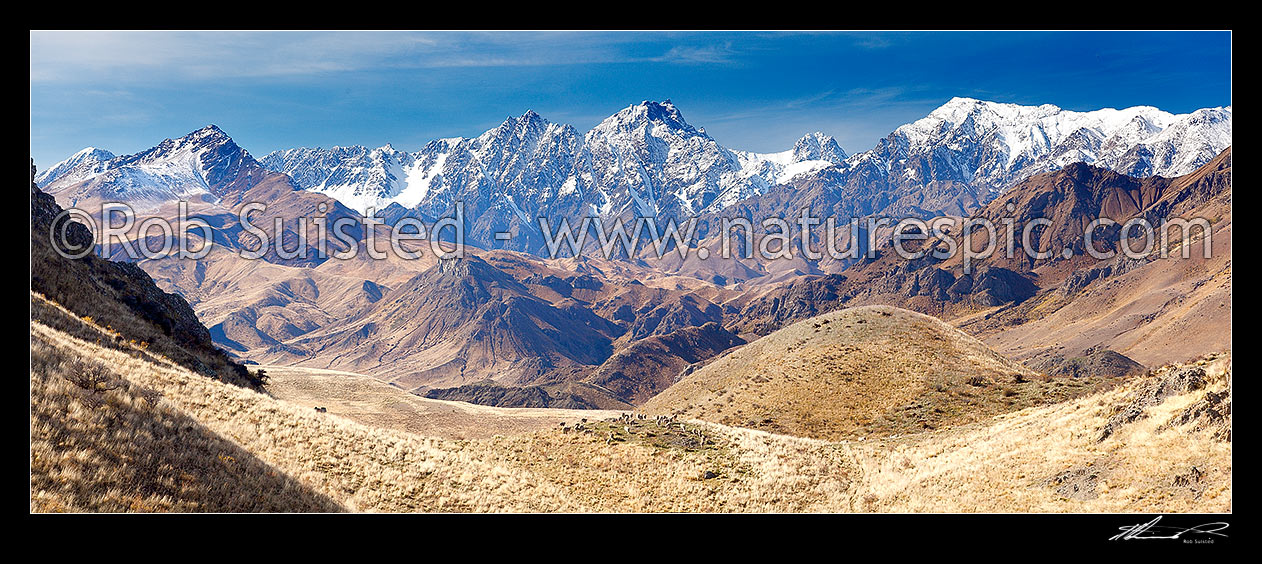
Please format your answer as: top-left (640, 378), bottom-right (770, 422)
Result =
top-left (35, 124), bottom-right (270, 211)
top-left (434, 254), bottom-right (506, 279)
top-left (373, 143), bottom-right (401, 156)
top-left (793, 132), bottom-right (847, 163)
top-left (420, 136), bottom-right (465, 152)
top-left (139, 124), bottom-right (248, 165)
top-left (501, 109), bottom-right (548, 132)
top-left (191, 123), bottom-right (231, 140)
top-left (150, 124), bottom-right (238, 156)
top-left (641, 99), bottom-right (690, 128)
top-left (597, 99), bottom-right (695, 134)
top-left (480, 110), bottom-right (579, 151)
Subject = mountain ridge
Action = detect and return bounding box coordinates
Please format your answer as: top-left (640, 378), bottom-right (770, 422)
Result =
top-left (252, 98), bottom-right (1228, 225)
top-left (38, 98), bottom-right (1230, 260)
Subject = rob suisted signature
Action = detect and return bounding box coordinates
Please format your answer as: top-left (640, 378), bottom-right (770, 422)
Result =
top-left (1110, 516), bottom-right (1229, 542)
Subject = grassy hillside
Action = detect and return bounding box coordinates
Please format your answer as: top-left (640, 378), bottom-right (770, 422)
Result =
top-left (642, 305), bottom-right (1111, 441)
top-left (30, 302), bottom-right (765, 512)
top-left (30, 294), bottom-right (1229, 512)
top-left (265, 364), bottom-right (627, 439)
top-left (31, 312), bottom-right (341, 512)
top-left (30, 178), bottom-right (256, 388)
top-left (851, 352), bottom-right (1231, 511)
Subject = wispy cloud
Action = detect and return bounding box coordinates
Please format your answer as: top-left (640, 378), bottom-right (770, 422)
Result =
top-left (30, 31), bottom-right (767, 86)
top-left (29, 31), bottom-right (653, 83)
top-left (651, 43), bottom-right (737, 65)
top-left (785, 89), bottom-right (838, 109)
top-left (29, 31), bottom-right (1231, 171)
top-left (31, 31), bottom-right (389, 82)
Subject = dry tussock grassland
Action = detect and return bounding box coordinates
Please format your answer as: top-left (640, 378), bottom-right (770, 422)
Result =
top-left (849, 353), bottom-right (1231, 512)
top-left (30, 296), bottom-right (1230, 513)
top-left (643, 306), bottom-right (1109, 441)
top-left (262, 365), bottom-right (623, 440)
top-left (30, 331), bottom-right (343, 512)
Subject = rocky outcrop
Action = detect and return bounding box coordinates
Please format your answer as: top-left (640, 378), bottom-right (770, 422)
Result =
top-left (1098, 365), bottom-right (1209, 442)
top-left (1028, 348), bottom-right (1146, 380)
top-left (423, 380), bottom-right (631, 410)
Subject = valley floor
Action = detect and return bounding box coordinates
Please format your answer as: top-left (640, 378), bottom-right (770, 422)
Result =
top-left (30, 308), bottom-right (1230, 513)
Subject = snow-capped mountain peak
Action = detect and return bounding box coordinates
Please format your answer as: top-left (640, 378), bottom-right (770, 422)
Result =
top-left (39, 125), bottom-right (263, 211)
top-left (792, 132), bottom-right (847, 163)
top-left (595, 99), bottom-right (695, 136)
top-left (137, 125), bottom-right (239, 161)
top-left (35, 146), bottom-right (116, 186)
top-left (260, 143), bottom-right (415, 214)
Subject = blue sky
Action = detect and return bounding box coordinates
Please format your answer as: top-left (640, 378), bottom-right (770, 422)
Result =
top-left (30, 31), bottom-right (1231, 169)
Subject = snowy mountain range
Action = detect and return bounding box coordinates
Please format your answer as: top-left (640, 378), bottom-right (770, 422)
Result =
top-left (37, 98), bottom-right (1231, 255)
top-left (257, 98), bottom-right (1230, 222)
top-left (835, 97), bottom-right (1233, 197)
top-left (259, 101), bottom-right (848, 218)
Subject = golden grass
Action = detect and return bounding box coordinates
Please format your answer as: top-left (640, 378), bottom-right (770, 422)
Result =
top-left (30, 297), bottom-right (1229, 513)
top-left (30, 315), bottom-right (773, 512)
top-left (30, 333), bottom-right (343, 513)
top-left (262, 364), bottom-right (624, 440)
top-left (847, 353), bottom-right (1232, 512)
top-left (640, 306), bottom-right (1102, 441)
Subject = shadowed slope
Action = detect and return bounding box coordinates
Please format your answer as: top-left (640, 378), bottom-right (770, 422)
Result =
top-left (31, 168), bottom-right (256, 388)
top-left (30, 311), bottom-right (342, 512)
top-left (290, 255), bottom-right (622, 389)
top-left (582, 322), bottom-right (745, 405)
